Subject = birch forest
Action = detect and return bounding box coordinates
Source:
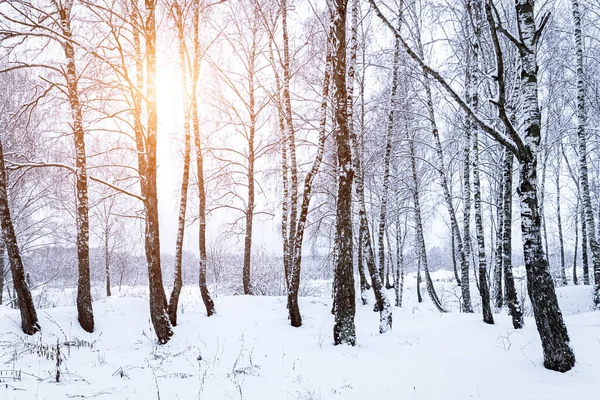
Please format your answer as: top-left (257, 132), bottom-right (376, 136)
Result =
top-left (0, 0), bottom-right (599, 398)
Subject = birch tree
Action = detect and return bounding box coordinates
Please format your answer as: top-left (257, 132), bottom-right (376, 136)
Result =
top-left (165, 0), bottom-right (192, 325)
top-left (0, 0), bottom-right (96, 332)
top-left (0, 138), bottom-right (39, 335)
top-left (141, 0), bottom-right (175, 341)
top-left (572, 0), bottom-right (600, 307)
top-left (262, 0), bottom-right (346, 328)
top-left (190, 0), bottom-right (217, 317)
top-left (492, 168), bottom-right (504, 309)
top-left (0, 71), bottom-right (40, 334)
top-left (275, 0), bottom-right (301, 326)
top-left (501, 150), bottom-right (523, 329)
top-left (55, 0), bottom-right (95, 333)
top-left (208, 0), bottom-right (272, 296)
top-left (368, 0), bottom-right (576, 371)
top-left (562, 142), bottom-right (589, 284)
top-left (377, 0), bottom-right (403, 285)
top-left (331, 0), bottom-right (356, 345)
top-left (394, 214), bottom-right (406, 307)
top-left (414, 0), bottom-right (472, 312)
top-left (466, 0), bottom-right (493, 324)
top-left (351, 0), bottom-right (371, 305)
top-left (554, 144), bottom-right (567, 286)
top-left (407, 125), bottom-right (445, 313)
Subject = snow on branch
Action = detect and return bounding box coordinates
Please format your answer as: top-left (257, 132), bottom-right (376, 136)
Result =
top-left (366, 0), bottom-right (520, 157)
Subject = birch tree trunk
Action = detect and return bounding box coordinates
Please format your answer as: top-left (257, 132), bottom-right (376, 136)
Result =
top-left (493, 174), bottom-right (504, 309)
top-left (385, 260), bottom-right (393, 289)
top-left (514, 0), bottom-right (574, 370)
top-left (377, 0), bottom-right (403, 283)
top-left (386, 230), bottom-right (394, 289)
top-left (472, 124), bottom-right (493, 323)
top-left (281, 0), bottom-right (298, 291)
top-left (243, 98), bottom-right (256, 295)
top-left (243, 7), bottom-right (260, 296)
top-left (194, 103), bottom-right (216, 317)
top-left (357, 120), bottom-right (371, 296)
top-left (573, 198), bottom-right (579, 285)
top-left (141, 0), bottom-right (174, 343)
top-left (288, 22), bottom-right (333, 328)
top-left (190, 0), bottom-right (216, 317)
top-left (279, 0), bottom-right (302, 326)
top-left (0, 139), bottom-right (39, 335)
top-left (105, 226), bottom-right (111, 297)
top-left (467, 0), bottom-right (492, 323)
top-left (0, 240), bottom-right (4, 304)
top-left (572, 0), bottom-right (600, 307)
top-left (168, 2), bottom-right (192, 325)
top-left (416, 248), bottom-right (422, 303)
top-left (331, 0), bottom-right (357, 345)
top-left (539, 145), bottom-right (550, 273)
top-left (56, 2), bottom-right (94, 333)
top-left (555, 150), bottom-right (567, 286)
top-left (581, 203), bottom-right (590, 285)
top-left (501, 151), bottom-right (523, 329)
top-left (462, 69), bottom-right (474, 313)
top-left (394, 216), bottom-right (405, 307)
top-left (358, 219), bottom-right (369, 304)
top-left (268, 27), bottom-right (292, 303)
top-left (451, 227), bottom-right (461, 285)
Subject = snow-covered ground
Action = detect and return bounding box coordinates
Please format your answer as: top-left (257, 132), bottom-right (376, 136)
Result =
top-left (0, 274), bottom-right (598, 399)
